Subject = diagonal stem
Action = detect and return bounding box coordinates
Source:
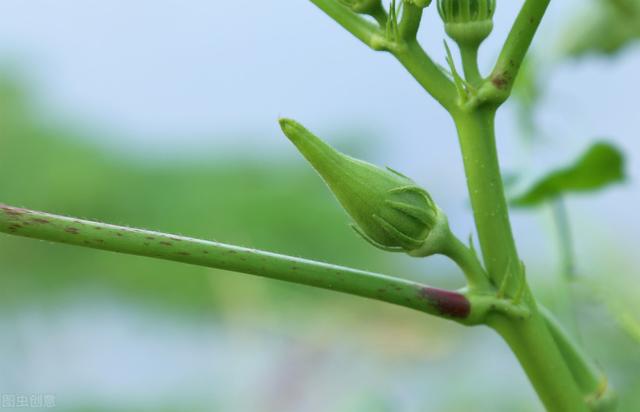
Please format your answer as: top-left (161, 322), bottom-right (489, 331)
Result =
top-left (0, 203), bottom-right (473, 322)
top-left (308, 0), bottom-right (382, 47)
top-left (479, 0), bottom-right (552, 104)
top-left (309, 0), bottom-right (457, 110)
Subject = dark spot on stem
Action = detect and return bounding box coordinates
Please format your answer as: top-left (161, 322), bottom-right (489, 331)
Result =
top-left (146, 236), bottom-right (155, 240)
top-left (202, 250), bottom-right (209, 254)
top-left (160, 241), bottom-right (172, 246)
top-left (1, 205), bottom-right (27, 217)
top-left (116, 233), bottom-right (123, 237)
top-left (94, 239), bottom-right (104, 244)
top-left (418, 287), bottom-right (470, 319)
top-left (64, 227), bottom-right (80, 235)
top-left (32, 218), bottom-right (50, 224)
top-left (177, 251), bottom-right (190, 256)
top-left (491, 73), bottom-right (509, 90)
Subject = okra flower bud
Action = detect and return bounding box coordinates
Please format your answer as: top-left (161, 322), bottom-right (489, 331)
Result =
top-left (279, 118), bottom-right (450, 257)
top-left (437, 0), bottom-right (496, 47)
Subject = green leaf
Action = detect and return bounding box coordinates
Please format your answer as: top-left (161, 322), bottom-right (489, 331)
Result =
top-left (562, 0), bottom-right (640, 57)
top-left (512, 142), bottom-right (626, 207)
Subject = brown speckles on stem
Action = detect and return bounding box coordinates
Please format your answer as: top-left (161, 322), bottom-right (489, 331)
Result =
top-left (159, 241), bottom-right (172, 246)
top-left (176, 251), bottom-right (191, 256)
top-left (64, 227), bottom-right (80, 235)
top-left (1, 205), bottom-right (27, 217)
top-left (31, 218), bottom-right (50, 224)
top-left (491, 72), bottom-right (510, 90)
top-left (418, 287), bottom-right (470, 319)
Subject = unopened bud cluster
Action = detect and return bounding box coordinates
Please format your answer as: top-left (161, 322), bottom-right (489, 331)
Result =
top-left (437, 0), bottom-right (496, 46)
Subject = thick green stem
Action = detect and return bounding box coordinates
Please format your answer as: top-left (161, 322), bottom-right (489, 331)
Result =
top-left (0, 204), bottom-right (474, 322)
top-left (453, 109), bottom-right (519, 292)
top-left (453, 110), bottom-right (589, 411)
top-left (490, 311), bottom-right (589, 412)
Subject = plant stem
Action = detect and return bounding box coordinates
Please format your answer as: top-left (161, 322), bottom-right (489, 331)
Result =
top-left (308, 0), bottom-right (381, 47)
top-left (482, 0), bottom-right (552, 103)
top-left (541, 306), bottom-right (617, 410)
top-left (309, 0), bottom-right (457, 110)
top-left (453, 109), bottom-right (518, 292)
top-left (459, 45), bottom-right (482, 85)
top-left (392, 41), bottom-right (458, 110)
top-left (0, 203), bottom-right (473, 322)
top-left (440, 232), bottom-right (491, 291)
top-left (453, 110), bottom-right (588, 411)
top-left (490, 313), bottom-right (589, 412)
top-left (552, 197), bottom-right (575, 280)
top-left (398, 3), bottom-right (422, 41)
top-left (551, 197), bottom-right (581, 339)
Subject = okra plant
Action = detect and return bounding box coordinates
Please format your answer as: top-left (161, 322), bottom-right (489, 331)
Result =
top-left (0, 0), bottom-right (631, 410)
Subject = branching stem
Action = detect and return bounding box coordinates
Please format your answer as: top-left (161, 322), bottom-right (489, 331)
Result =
top-left (480, 0), bottom-right (552, 104)
top-left (309, 0), bottom-right (457, 110)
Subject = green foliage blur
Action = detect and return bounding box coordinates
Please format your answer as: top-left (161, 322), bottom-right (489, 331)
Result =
top-left (0, 73), bottom-right (416, 313)
top-left (0, 72), bottom-right (485, 411)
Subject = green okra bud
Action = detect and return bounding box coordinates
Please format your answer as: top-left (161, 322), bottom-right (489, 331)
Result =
top-left (437, 0), bottom-right (496, 47)
top-left (279, 118), bottom-right (451, 257)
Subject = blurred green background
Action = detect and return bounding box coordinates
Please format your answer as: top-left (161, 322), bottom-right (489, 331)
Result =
top-left (1, 0), bottom-right (639, 411)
